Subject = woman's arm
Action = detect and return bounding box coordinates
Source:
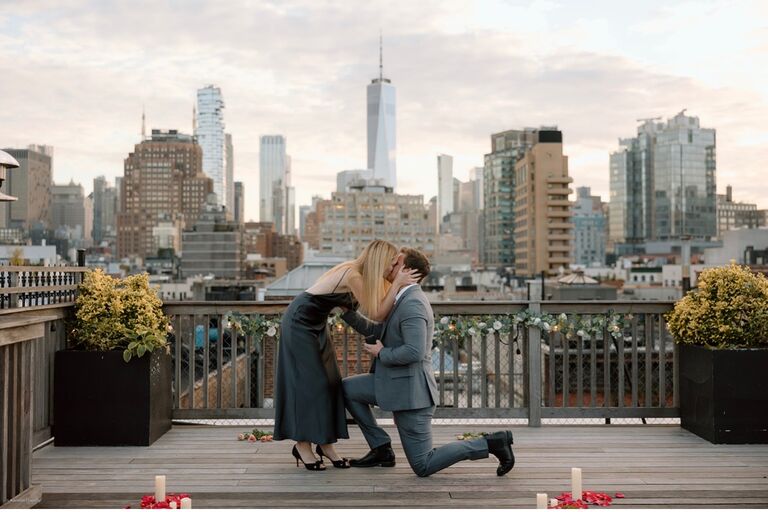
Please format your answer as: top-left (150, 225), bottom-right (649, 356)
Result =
top-left (341, 310), bottom-right (383, 341)
top-left (346, 268), bottom-right (421, 322)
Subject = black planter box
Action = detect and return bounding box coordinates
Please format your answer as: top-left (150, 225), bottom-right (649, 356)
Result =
top-left (54, 349), bottom-right (172, 446)
top-left (679, 343), bottom-right (768, 444)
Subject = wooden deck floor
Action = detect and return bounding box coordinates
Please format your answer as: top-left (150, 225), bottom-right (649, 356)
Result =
top-left (32, 424), bottom-right (768, 508)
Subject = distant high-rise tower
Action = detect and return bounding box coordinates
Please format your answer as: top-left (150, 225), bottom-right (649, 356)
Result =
top-left (437, 154), bottom-right (453, 232)
top-left (117, 130), bottom-right (212, 259)
top-left (51, 181), bottom-right (85, 235)
top-left (195, 85), bottom-right (228, 209)
top-left (234, 181), bottom-right (244, 225)
top-left (367, 35), bottom-right (396, 189)
top-left (609, 111), bottom-right (716, 247)
top-left (482, 128), bottom-right (540, 267)
top-left (513, 130), bottom-right (572, 276)
top-left (260, 135), bottom-right (292, 234)
top-left (284, 156), bottom-right (296, 235)
top-left (0, 145), bottom-right (53, 231)
top-left (225, 133), bottom-right (234, 220)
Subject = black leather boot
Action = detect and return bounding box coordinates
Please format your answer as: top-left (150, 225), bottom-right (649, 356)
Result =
top-left (349, 442), bottom-right (396, 468)
top-left (484, 430), bottom-right (515, 476)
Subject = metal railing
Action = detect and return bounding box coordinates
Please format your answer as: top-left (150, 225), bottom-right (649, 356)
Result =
top-left (164, 301), bottom-right (677, 424)
top-left (0, 266), bottom-right (87, 310)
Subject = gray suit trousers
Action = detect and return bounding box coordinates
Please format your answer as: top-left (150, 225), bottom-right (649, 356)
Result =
top-left (343, 374), bottom-right (489, 477)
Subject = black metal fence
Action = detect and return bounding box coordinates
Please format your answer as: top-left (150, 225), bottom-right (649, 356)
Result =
top-left (164, 301), bottom-right (677, 424)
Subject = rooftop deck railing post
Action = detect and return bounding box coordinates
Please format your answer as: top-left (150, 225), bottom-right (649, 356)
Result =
top-left (0, 307), bottom-right (69, 508)
top-left (527, 301), bottom-right (542, 427)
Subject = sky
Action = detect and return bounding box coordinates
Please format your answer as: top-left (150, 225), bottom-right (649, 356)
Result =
top-left (1, 0), bottom-right (767, 223)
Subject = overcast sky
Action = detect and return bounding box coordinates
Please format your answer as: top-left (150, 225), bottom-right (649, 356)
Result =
top-left (2, 0), bottom-right (767, 222)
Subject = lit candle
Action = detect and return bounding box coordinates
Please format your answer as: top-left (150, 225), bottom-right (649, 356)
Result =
top-left (550, 498), bottom-right (559, 507)
top-left (180, 497), bottom-right (192, 509)
top-left (154, 475), bottom-right (166, 502)
top-left (571, 467), bottom-right (582, 501)
top-left (536, 493), bottom-right (548, 509)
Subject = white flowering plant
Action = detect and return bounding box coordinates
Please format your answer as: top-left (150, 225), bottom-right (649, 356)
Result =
top-left (226, 312), bottom-right (280, 339)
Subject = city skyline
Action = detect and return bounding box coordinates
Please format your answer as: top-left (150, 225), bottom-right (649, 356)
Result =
top-left (2, 0), bottom-right (767, 223)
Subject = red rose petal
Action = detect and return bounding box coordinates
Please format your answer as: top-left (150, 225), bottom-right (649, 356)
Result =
top-left (615, 492), bottom-right (625, 498)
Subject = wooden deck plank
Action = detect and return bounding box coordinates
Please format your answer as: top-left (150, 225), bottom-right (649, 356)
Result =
top-left (32, 424), bottom-right (768, 509)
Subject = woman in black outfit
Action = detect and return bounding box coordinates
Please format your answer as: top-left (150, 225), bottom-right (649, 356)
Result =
top-left (274, 240), bottom-right (419, 470)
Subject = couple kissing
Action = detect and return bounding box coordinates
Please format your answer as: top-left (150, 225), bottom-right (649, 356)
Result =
top-left (272, 240), bottom-right (515, 477)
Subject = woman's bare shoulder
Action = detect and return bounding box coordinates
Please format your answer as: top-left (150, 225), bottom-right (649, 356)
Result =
top-left (346, 268), bottom-right (362, 281)
top-left (307, 265), bottom-right (358, 294)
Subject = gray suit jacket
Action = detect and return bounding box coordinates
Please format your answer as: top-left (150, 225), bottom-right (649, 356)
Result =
top-left (342, 286), bottom-right (439, 412)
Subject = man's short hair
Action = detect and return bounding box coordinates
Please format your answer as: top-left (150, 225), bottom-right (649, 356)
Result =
top-left (400, 247), bottom-right (430, 283)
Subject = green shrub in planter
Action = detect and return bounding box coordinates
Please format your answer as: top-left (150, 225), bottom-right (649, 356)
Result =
top-left (72, 269), bottom-right (170, 360)
top-left (55, 269), bottom-right (172, 446)
top-left (666, 263), bottom-right (768, 443)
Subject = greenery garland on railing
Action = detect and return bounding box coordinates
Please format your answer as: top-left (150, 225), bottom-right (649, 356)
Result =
top-left (226, 312), bottom-right (281, 339)
top-left (229, 309), bottom-right (631, 348)
top-left (433, 310), bottom-right (630, 344)
top-left (326, 309), bottom-right (631, 346)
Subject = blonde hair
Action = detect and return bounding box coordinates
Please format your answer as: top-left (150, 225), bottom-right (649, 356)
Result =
top-left (322, 240), bottom-right (397, 318)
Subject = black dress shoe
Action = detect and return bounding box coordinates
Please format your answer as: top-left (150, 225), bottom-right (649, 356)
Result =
top-left (484, 430), bottom-right (515, 476)
top-left (349, 443), bottom-right (396, 468)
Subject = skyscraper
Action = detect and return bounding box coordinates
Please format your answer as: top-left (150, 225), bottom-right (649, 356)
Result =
top-left (225, 133), bottom-right (234, 219)
top-left (196, 85), bottom-right (228, 209)
top-left (259, 135), bottom-right (293, 234)
top-left (234, 181), bottom-right (244, 225)
top-left (284, 156), bottom-right (296, 235)
top-left (92, 176), bottom-right (118, 244)
top-left (51, 181), bottom-right (86, 235)
top-left (367, 36), bottom-right (396, 189)
top-left (0, 145), bottom-right (52, 231)
top-left (482, 128), bottom-right (539, 267)
top-left (84, 193), bottom-right (93, 244)
top-left (470, 166), bottom-right (484, 210)
top-left (437, 154), bottom-right (453, 231)
top-left (299, 205), bottom-right (311, 240)
top-left (513, 130), bottom-right (572, 276)
top-left (609, 111), bottom-right (716, 246)
top-left (117, 129), bottom-right (212, 259)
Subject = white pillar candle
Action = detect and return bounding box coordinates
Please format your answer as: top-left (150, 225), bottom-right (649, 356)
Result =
top-left (536, 493), bottom-right (548, 509)
top-left (571, 467), bottom-right (582, 501)
top-left (180, 497), bottom-right (192, 509)
top-left (154, 475), bottom-right (166, 502)
top-left (550, 498), bottom-right (559, 507)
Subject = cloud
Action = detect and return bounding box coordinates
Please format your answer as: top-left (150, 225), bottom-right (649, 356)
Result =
top-left (1, 0), bottom-right (766, 223)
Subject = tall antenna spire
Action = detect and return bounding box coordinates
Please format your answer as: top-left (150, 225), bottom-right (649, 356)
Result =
top-left (379, 30), bottom-right (383, 80)
top-left (192, 104), bottom-right (197, 133)
top-left (141, 105), bottom-right (146, 140)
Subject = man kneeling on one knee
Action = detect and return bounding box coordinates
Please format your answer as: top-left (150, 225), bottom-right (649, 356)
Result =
top-left (341, 247), bottom-right (515, 477)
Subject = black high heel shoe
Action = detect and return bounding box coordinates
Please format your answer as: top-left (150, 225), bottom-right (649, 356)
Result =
top-left (315, 444), bottom-right (351, 469)
top-left (292, 445), bottom-right (325, 471)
